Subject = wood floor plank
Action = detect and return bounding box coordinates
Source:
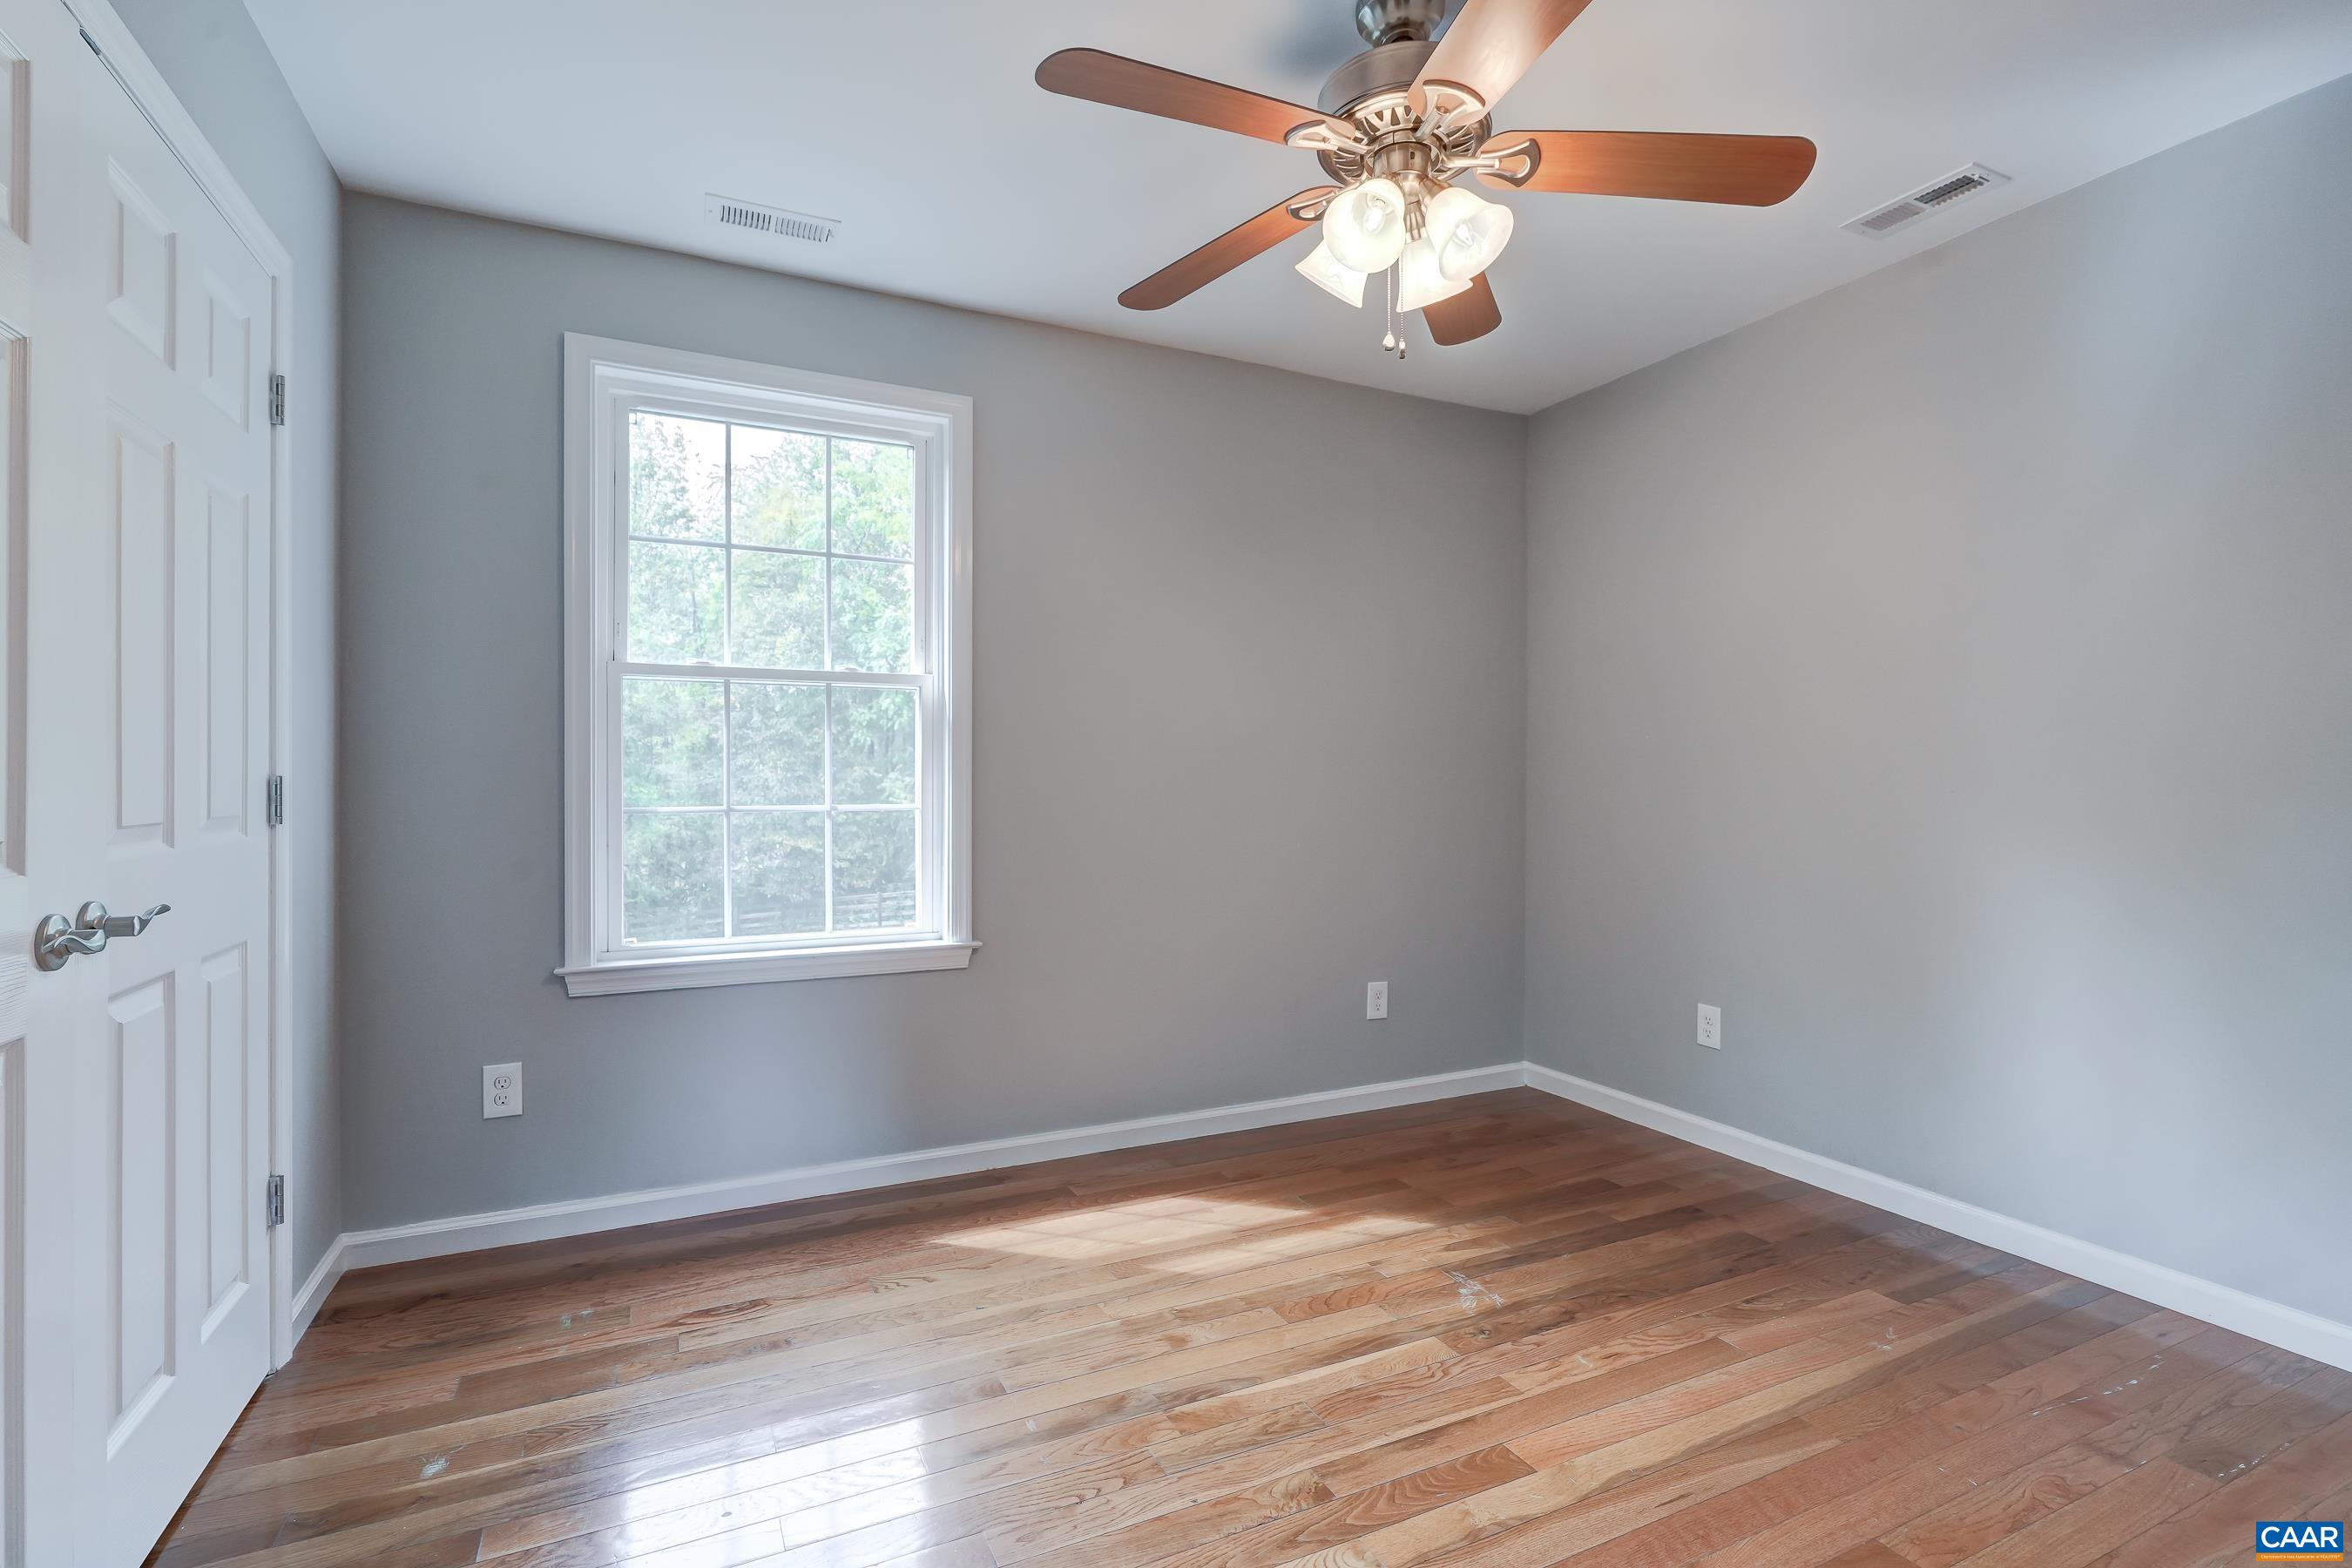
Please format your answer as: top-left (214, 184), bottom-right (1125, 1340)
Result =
top-left (1432, 1299), bottom-right (2185, 1567)
top-left (145, 1091), bottom-right (2352, 1568)
top-left (1148, 1447), bottom-right (1539, 1568)
top-left (1938, 1456), bottom-right (2214, 1568)
top-left (2088, 1411), bottom-right (2352, 1568)
top-left (1877, 1440), bottom-right (2128, 1567)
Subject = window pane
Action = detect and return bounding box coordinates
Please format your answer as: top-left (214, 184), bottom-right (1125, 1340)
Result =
top-left (629, 412), bottom-right (725, 542)
top-left (829, 439), bottom-right (914, 559)
top-left (833, 810), bottom-right (916, 929)
top-left (731, 549), bottom-right (825, 668)
top-left (624, 812), bottom-right (724, 942)
top-left (829, 558), bottom-right (913, 672)
top-left (732, 425), bottom-right (825, 551)
top-left (623, 679), bottom-right (722, 807)
top-left (830, 686), bottom-right (916, 806)
top-left (629, 540), bottom-right (726, 663)
top-left (729, 681), bottom-right (824, 806)
top-left (731, 811), bottom-right (827, 937)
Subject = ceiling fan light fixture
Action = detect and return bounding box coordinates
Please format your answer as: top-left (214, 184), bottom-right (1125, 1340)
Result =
top-left (1294, 240), bottom-right (1369, 307)
top-left (1394, 235), bottom-right (1470, 312)
top-left (1425, 185), bottom-right (1515, 281)
top-left (1036, 3), bottom-right (1819, 350)
top-left (1321, 177), bottom-right (1409, 272)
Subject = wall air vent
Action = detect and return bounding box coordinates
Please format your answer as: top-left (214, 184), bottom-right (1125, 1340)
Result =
top-left (1842, 164), bottom-right (2010, 240)
top-left (704, 193), bottom-right (839, 245)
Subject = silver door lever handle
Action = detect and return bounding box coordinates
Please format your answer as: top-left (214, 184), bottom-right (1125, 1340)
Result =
top-left (89, 901), bottom-right (171, 938)
top-left (33, 901), bottom-right (171, 970)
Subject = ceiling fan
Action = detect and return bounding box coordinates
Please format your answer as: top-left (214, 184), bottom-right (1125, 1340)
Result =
top-left (1036, 0), bottom-right (1817, 354)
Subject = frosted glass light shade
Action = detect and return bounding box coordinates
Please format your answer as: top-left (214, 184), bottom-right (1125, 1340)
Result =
top-left (1395, 236), bottom-right (1470, 312)
top-left (1294, 240), bottom-right (1368, 307)
top-left (1425, 186), bottom-right (1515, 281)
top-left (1321, 178), bottom-right (1408, 273)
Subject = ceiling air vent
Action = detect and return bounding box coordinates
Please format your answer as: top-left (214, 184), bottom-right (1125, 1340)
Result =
top-left (705, 193), bottom-right (840, 246)
top-left (1842, 164), bottom-right (2010, 240)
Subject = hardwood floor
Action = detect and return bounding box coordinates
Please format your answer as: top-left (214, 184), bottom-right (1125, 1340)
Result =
top-left (149, 1089), bottom-right (2352, 1567)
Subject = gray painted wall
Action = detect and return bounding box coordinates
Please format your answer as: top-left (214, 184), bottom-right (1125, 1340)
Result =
top-left (1524, 76), bottom-right (2352, 1323)
top-left (338, 195), bottom-right (1526, 1231)
top-left (112, 0), bottom-right (342, 1288)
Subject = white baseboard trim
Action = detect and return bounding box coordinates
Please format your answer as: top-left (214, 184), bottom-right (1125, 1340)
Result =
top-left (334, 1064), bottom-right (1526, 1274)
top-left (287, 1233), bottom-right (348, 1355)
top-left (1523, 1062), bottom-right (2352, 1374)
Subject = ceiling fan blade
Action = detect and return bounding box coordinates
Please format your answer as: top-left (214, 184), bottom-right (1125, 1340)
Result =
top-left (1483, 130), bottom-right (1817, 205)
top-left (1412, 0), bottom-right (1597, 112)
top-left (1423, 273), bottom-right (1502, 345)
top-left (1037, 49), bottom-right (1347, 145)
top-left (1119, 188), bottom-right (1338, 311)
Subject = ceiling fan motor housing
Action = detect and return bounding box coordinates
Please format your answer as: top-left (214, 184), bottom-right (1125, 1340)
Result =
top-left (1351, 0), bottom-right (1449, 46)
top-left (1319, 38), bottom-right (1439, 115)
top-left (1321, 3), bottom-right (1490, 186)
top-left (1316, 30), bottom-right (1494, 190)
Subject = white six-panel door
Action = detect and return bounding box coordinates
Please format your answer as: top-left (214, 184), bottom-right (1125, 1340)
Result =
top-left (75, 23), bottom-right (275, 1564)
top-left (0, 2), bottom-right (280, 1563)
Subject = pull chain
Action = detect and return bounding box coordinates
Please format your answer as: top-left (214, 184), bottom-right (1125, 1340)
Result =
top-left (1379, 266), bottom-right (1407, 361)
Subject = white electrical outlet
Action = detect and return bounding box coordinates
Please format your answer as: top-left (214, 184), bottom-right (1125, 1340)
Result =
top-left (1696, 1004), bottom-right (1721, 1050)
top-left (1366, 981), bottom-right (1389, 1021)
top-left (483, 1062), bottom-right (523, 1119)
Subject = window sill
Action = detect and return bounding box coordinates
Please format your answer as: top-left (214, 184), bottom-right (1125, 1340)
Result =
top-left (558, 940), bottom-right (977, 997)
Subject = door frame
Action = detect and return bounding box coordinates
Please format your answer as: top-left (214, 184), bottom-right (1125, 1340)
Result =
top-left (58, 0), bottom-right (301, 1368)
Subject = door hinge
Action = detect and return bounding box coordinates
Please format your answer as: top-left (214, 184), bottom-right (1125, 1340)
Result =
top-left (267, 774), bottom-right (285, 827)
top-left (269, 374), bottom-right (287, 427)
top-left (266, 1173), bottom-right (286, 1229)
top-left (79, 27), bottom-right (101, 57)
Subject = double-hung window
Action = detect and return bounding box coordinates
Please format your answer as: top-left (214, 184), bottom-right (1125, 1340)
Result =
top-left (561, 335), bottom-right (972, 994)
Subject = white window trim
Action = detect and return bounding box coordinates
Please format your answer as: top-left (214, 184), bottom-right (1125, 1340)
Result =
top-left (559, 334), bottom-right (975, 996)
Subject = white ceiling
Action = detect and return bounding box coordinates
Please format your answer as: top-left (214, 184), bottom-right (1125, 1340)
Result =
top-left (243, 0), bottom-right (2352, 414)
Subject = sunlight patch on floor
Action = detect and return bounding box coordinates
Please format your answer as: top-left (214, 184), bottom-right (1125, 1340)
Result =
top-left (1153, 1213), bottom-right (1432, 1275)
top-left (939, 1198), bottom-right (1315, 1260)
top-left (934, 1195), bottom-right (1436, 1269)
